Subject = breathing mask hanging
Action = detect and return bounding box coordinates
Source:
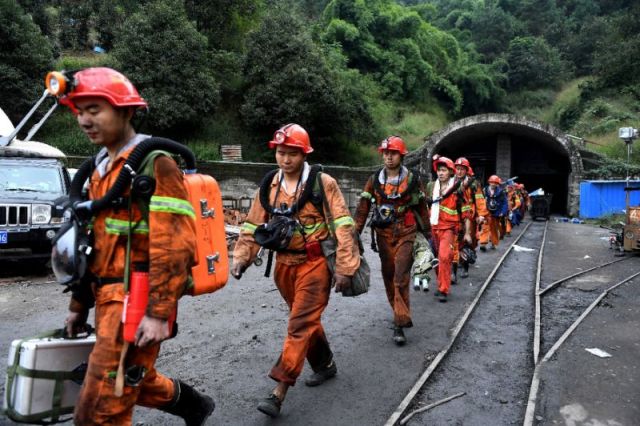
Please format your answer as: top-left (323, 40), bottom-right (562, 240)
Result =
top-left (371, 204), bottom-right (395, 228)
top-left (253, 214), bottom-right (299, 251)
top-left (51, 209), bottom-right (93, 286)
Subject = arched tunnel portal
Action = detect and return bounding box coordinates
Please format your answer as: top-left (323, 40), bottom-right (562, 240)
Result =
top-left (405, 114), bottom-right (586, 216)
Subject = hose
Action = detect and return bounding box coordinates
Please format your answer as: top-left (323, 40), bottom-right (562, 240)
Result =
top-left (69, 137), bottom-right (196, 214)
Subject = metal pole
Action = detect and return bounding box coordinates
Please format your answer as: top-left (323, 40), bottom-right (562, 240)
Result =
top-left (0, 89), bottom-right (50, 147)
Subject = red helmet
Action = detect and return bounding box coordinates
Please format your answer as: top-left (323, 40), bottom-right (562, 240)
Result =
top-left (488, 175), bottom-right (501, 184)
top-left (455, 157), bottom-right (471, 169)
top-left (59, 68), bottom-right (147, 111)
top-left (432, 155), bottom-right (455, 172)
top-left (378, 136), bottom-right (408, 155)
top-left (468, 166), bottom-right (475, 176)
top-left (268, 123), bottom-right (313, 154)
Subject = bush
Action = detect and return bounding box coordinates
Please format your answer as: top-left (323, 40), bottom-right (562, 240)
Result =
top-left (241, 6), bottom-right (380, 161)
top-left (111, 0), bottom-right (220, 133)
top-left (0, 0), bottom-right (54, 124)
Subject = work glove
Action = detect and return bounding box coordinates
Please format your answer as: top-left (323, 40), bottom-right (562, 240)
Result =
top-left (333, 273), bottom-right (352, 293)
top-left (231, 261), bottom-right (249, 280)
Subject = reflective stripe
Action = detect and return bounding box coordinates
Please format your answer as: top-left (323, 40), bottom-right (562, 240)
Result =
top-left (461, 205), bottom-right (472, 212)
top-left (295, 222), bottom-right (326, 236)
top-left (360, 191), bottom-right (372, 200)
top-left (105, 218), bottom-right (149, 235)
top-left (334, 216), bottom-right (354, 228)
top-left (149, 196), bottom-right (195, 219)
top-left (474, 193), bottom-right (484, 199)
top-left (439, 205), bottom-right (458, 216)
top-left (241, 222), bottom-right (258, 234)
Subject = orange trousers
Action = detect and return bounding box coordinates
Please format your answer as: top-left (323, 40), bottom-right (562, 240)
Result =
top-left (479, 216), bottom-right (501, 247)
top-left (376, 230), bottom-right (415, 327)
top-left (270, 256), bottom-right (333, 386)
top-left (74, 284), bottom-right (175, 425)
top-left (432, 225), bottom-right (456, 295)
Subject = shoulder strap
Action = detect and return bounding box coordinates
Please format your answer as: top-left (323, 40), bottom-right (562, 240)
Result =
top-left (259, 165), bottom-right (323, 215)
top-left (134, 149), bottom-right (173, 222)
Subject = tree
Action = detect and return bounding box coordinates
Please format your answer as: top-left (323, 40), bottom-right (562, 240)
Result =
top-left (593, 5), bottom-right (640, 88)
top-left (241, 6), bottom-right (379, 160)
top-left (321, 0), bottom-right (467, 112)
top-left (184, 0), bottom-right (264, 52)
top-left (505, 36), bottom-right (566, 90)
top-left (0, 0), bottom-right (54, 124)
top-left (111, 0), bottom-right (219, 132)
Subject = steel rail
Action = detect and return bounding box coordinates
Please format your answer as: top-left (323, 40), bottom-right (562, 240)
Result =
top-left (523, 269), bottom-right (640, 425)
top-left (384, 221), bottom-right (534, 426)
top-left (533, 221), bottom-right (548, 364)
top-left (537, 256), bottom-right (630, 296)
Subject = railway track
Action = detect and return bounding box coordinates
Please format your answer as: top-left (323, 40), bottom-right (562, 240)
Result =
top-left (385, 220), bottom-right (638, 425)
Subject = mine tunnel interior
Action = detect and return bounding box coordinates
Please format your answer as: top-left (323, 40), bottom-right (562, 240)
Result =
top-left (432, 124), bottom-right (571, 214)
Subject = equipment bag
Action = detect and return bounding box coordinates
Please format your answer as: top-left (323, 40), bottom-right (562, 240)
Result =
top-left (316, 173), bottom-right (370, 297)
top-left (4, 329), bottom-right (95, 424)
top-left (136, 151), bottom-right (229, 296)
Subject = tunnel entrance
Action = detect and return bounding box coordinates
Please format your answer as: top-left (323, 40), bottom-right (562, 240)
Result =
top-left (405, 114), bottom-right (585, 216)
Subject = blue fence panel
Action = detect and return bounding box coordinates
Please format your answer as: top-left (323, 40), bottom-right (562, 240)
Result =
top-left (580, 180), bottom-right (640, 218)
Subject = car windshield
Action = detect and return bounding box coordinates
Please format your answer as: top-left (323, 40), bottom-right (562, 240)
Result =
top-left (0, 165), bottom-right (63, 194)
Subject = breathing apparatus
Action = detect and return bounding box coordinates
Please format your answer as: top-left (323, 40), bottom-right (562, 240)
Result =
top-left (51, 137), bottom-right (197, 287)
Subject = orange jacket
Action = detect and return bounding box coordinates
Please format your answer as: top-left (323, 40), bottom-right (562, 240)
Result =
top-left (426, 179), bottom-right (473, 228)
top-left (507, 187), bottom-right (522, 211)
top-left (464, 176), bottom-right (489, 218)
top-left (234, 169), bottom-right (360, 277)
top-left (354, 168), bottom-right (431, 237)
top-left (71, 136), bottom-right (196, 320)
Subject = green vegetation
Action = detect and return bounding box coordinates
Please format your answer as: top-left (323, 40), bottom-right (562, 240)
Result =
top-left (1, 0), bottom-right (638, 168)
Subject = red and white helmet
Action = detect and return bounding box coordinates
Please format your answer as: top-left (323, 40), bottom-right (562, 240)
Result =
top-left (268, 123), bottom-right (313, 154)
top-left (55, 67), bottom-right (147, 112)
top-left (488, 175), bottom-right (501, 184)
top-left (378, 136), bottom-right (408, 155)
top-left (455, 157), bottom-right (471, 169)
top-left (432, 155), bottom-right (455, 172)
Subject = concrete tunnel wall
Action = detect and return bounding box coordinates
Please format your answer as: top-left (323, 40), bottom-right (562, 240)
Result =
top-left (404, 114), bottom-right (585, 216)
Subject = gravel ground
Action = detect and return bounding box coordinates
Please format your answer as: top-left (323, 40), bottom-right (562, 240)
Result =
top-left (1, 220), bottom-right (638, 426)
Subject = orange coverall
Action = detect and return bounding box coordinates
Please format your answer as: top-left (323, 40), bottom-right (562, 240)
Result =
top-left (354, 170), bottom-right (430, 327)
top-left (427, 180), bottom-right (472, 295)
top-left (233, 170), bottom-right (359, 386)
top-left (69, 136), bottom-right (196, 424)
top-left (479, 186), bottom-right (508, 248)
top-left (506, 187), bottom-right (521, 235)
top-left (453, 176), bottom-right (489, 263)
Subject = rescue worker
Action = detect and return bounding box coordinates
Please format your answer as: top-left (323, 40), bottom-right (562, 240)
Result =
top-left (505, 183), bottom-right (522, 235)
top-left (230, 124), bottom-right (360, 418)
top-left (60, 68), bottom-right (215, 425)
top-left (353, 136), bottom-right (431, 343)
top-left (479, 175), bottom-right (508, 251)
top-left (454, 157), bottom-right (489, 278)
top-left (519, 183), bottom-right (530, 217)
top-left (426, 156), bottom-right (472, 302)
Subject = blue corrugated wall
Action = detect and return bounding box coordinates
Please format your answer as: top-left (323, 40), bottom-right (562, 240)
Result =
top-left (580, 180), bottom-right (640, 218)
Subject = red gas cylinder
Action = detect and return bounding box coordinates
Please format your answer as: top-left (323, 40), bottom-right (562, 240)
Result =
top-left (123, 267), bottom-right (176, 343)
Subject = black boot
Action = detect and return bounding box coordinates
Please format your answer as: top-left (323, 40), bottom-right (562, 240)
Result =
top-left (460, 263), bottom-right (469, 278)
top-left (393, 326), bottom-right (406, 345)
top-left (162, 380), bottom-right (215, 426)
top-left (305, 360), bottom-right (337, 387)
top-left (451, 264), bottom-right (458, 284)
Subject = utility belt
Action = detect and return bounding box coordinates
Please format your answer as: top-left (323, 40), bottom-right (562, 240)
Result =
top-left (369, 203), bottom-right (416, 229)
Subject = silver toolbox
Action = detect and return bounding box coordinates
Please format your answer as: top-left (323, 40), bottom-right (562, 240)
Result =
top-left (3, 331), bottom-right (95, 423)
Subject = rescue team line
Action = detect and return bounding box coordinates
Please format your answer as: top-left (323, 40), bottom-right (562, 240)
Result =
top-left (385, 221), bottom-right (534, 426)
top-left (0, 66), bottom-right (540, 424)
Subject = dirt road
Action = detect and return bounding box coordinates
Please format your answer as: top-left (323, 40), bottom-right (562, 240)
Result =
top-left (0, 221), bottom-right (638, 425)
